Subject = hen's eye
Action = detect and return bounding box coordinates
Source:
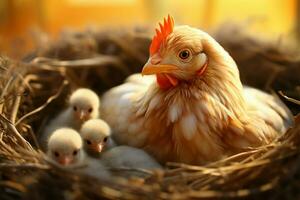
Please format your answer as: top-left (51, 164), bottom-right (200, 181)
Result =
top-left (73, 106), bottom-right (77, 111)
top-left (179, 50), bottom-right (190, 60)
top-left (103, 137), bottom-right (108, 142)
top-left (86, 140), bottom-right (92, 145)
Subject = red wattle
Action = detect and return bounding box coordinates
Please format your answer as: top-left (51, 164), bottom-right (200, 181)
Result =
top-left (156, 74), bottom-right (174, 89)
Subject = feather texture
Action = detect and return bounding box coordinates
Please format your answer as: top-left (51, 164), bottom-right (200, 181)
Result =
top-left (101, 21), bottom-right (294, 165)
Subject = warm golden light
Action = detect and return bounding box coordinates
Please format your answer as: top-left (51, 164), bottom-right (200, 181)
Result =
top-left (0, 0), bottom-right (298, 58)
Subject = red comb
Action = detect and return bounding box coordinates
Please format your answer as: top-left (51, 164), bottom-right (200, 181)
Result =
top-left (149, 15), bottom-right (174, 56)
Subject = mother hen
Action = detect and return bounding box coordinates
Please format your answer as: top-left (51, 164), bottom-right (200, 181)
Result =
top-left (101, 15), bottom-right (293, 165)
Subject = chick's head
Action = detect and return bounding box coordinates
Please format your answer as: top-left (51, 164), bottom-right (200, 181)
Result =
top-left (69, 88), bottom-right (100, 122)
top-left (80, 119), bottom-right (111, 154)
top-left (47, 128), bottom-right (84, 166)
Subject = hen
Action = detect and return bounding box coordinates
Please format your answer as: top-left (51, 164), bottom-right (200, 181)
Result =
top-left (101, 15), bottom-right (293, 165)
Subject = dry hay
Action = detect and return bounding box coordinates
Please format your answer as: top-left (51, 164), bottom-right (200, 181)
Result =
top-left (0, 24), bottom-right (300, 200)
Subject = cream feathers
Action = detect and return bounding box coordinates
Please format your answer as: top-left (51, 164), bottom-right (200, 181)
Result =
top-left (41, 88), bottom-right (100, 149)
top-left (80, 119), bottom-right (115, 157)
top-left (47, 128), bottom-right (110, 180)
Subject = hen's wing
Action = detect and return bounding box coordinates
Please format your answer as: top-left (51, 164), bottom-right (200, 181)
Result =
top-left (101, 74), bottom-right (155, 146)
top-left (243, 86), bottom-right (294, 134)
top-left (222, 86), bottom-right (293, 153)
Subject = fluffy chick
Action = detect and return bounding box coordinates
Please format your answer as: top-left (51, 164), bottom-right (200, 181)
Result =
top-left (80, 119), bottom-right (115, 157)
top-left (41, 88), bottom-right (100, 149)
top-left (101, 145), bottom-right (162, 178)
top-left (47, 128), bottom-right (110, 180)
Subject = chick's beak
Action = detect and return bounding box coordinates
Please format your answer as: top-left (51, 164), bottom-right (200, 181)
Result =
top-left (58, 156), bottom-right (73, 166)
top-left (78, 110), bottom-right (88, 121)
top-left (90, 143), bottom-right (104, 153)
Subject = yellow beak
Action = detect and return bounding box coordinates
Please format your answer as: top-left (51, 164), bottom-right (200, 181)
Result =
top-left (58, 156), bottom-right (73, 166)
top-left (78, 110), bottom-right (89, 121)
top-left (90, 143), bottom-right (104, 153)
top-left (141, 64), bottom-right (179, 75)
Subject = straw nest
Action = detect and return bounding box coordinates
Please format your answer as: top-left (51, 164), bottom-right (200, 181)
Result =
top-left (0, 24), bottom-right (300, 200)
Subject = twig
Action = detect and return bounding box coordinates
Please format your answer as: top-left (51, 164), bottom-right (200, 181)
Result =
top-left (0, 129), bottom-right (4, 141)
top-left (15, 80), bottom-right (68, 126)
top-left (23, 124), bottom-right (40, 149)
top-left (31, 56), bottom-right (121, 68)
top-left (0, 92), bottom-right (28, 105)
top-left (205, 145), bottom-right (274, 167)
top-left (18, 73), bottom-right (38, 94)
top-left (0, 163), bottom-right (49, 170)
top-left (10, 91), bottom-right (22, 124)
top-left (279, 91), bottom-right (300, 105)
top-left (0, 114), bottom-right (32, 150)
top-left (0, 76), bottom-right (15, 113)
top-left (185, 182), bottom-right (275, 198)
top-left (0, 180), bottom-right (27, 193)
top-left (0, 140), bottom-right (18, 156)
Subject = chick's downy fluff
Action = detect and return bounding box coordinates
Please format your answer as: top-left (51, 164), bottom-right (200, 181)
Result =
top-left (47, 128), bottom-right (110, 179)
top-left (80, 119), bottom-right (115, 157)
top-left (101, 15), bottom-right (293, 165)
top-left (41, 88), bottom-right (100, 149)
top-left (101, 145), bottom-right (162, 177)
top-left (47, 128), bottom-right (84, 166)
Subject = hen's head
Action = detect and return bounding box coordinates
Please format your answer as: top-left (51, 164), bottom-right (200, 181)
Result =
top-left (142, 15), bottom-right (240, 89)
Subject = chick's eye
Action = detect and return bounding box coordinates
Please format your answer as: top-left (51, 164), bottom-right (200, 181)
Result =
top-left (103, 137), bottom-right (108, 142)
top-left (178, 49), bottom-right (191, 60)
top-left (88, 108), bottom-right (93, 113)
top-left (86, 140), bottom-right (92, 145)
top-left (73, 150), bottom-right (78, 155)
top-left (54, 152), bottom-right (59, 157)
top-left (73, 106), bottom-right (77, 111)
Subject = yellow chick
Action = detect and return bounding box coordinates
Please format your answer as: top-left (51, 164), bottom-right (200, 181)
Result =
top-left (47, 128), bottom-right (110, 180)
top-left (41, 88), bottom-right (100, 148)
top-left (80, 119), bottom-right (116, 157)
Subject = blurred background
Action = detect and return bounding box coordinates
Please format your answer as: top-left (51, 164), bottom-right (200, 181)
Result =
top-left (0, 0), bottom-right (299, 59)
